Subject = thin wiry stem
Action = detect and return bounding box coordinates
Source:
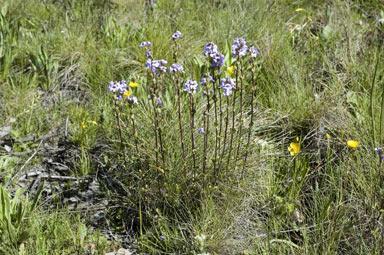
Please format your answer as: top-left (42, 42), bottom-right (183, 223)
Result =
top-left (114, 99), bottom-right (126, 164)
top-left (202, 72), bottom-right (211, 186)
top-left (218, 72), bottom-right (223, 172)
top-left (154, 76), bottom-right (165, 167)
top-left (211, 70), bottom-right (218, 176)
top-left (226, 57), bottom-right (240, 174)
top-left (371, 40), bottom-right (380, 147)
top-left (218, 95), bottom-right (230, 174)
top-left (150, 74), bottom-right (159, 165)
top-left (130, 110), bottom-right (139, 155)
top-left (175, 75), bottom-right (185, 159)
top-left (235, 57), bottom-right (244, 165)
top-left (242, 59), bottom-right (257, 178)
top-left (189, 93), bottom-right (197, 171)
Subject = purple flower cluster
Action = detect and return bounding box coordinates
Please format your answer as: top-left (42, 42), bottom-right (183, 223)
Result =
top-left (108, 80), bottom-right (127, 94)
top-left (232, 37), bottom-right (248, 57)
top-left (126, 96), bottom-right (139, 104)
top-left (203, 42), bottom-right (218, 56)
top-left (169, 63), bottom-right (184, 74)
top-left (146, 59), bottom-right (168, 76)
top-left (140, 41), bottom-right (169, 76)
top-left (172, 31), bottom-right (183, 40)
top-left (200, 74), bottom-right (214, 86)
top-left (183, 80), bottom-right (199, 94)
top-left (139, 41), bottom-right (152, 48)
top-left (249, 46), bottom-right (260, 58)
top-left (203, 42), bottom-right (224, 68)
top-left (108, 80), bottom-right (138, 103)
top-left (218, 78), bottom-right (236, 96)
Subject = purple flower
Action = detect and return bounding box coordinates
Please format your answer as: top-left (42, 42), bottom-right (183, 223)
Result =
top-left (146, 59), bottom-right (168, 75)
top-left (200, 74), bottom-right (214, 86)
top-left (375, 147), bottom-right (383, 154)
top-left (172, 31), bottom-right (183, 40)
top-left (169, 63), bottom-right (184, 73)
top-left (125, 96), bottom-right (139, 104)
top-left (198, 128), bottom-right (204, 134)
top-left (204, 42), bottom-right (219, 56)
top-left (249, 46), bottom-right (260, 58)
top-left (232, 37), bottom-right (248, 57)
top-left (108, 81), bottom-right (119, 92)
top-left (183, 80), bottom-right (199, 94)
top-left (211, 53), bottom-right (224, 68)
top-left (145, 51), bottom-right (152, 58)
top-left (218, 78), bottom-right (235, 96)
top-left (139, 41), bottom-right (152, 48)
top-left (108, 80), bottom-right (127, 94)
top-left (155, 97), bottom-right (163, 105)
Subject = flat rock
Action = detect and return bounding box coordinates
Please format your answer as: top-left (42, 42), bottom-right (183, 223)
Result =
top-left (105, 248), bottom-right (133, 255)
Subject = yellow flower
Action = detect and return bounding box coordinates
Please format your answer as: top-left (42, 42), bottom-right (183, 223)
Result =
top-left (123, 90), bottom-right (132, 99)
top-left (81, 122), bottom-right (86, 129)
top-left (226, 66), bottom-right (235, 75)
top-left (296, 8), bottom-right (304, 12)
top-left (347, 140), bottom-right (359, 148)
top-left (89, 120), bottom-right (97, 125)
top-left (288, 141), bottom-right (300, 156)
top-left (326, 133), bottom-right (331, 140)
top-left (129, 81), bottom-right (138, 88)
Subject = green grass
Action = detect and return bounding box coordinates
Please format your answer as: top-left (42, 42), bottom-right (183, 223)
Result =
top-left (1, 0), bottom-right (384, 254)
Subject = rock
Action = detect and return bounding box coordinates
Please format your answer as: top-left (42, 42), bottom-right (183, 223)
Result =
top-left (105, 248), bottom-right (133, 255)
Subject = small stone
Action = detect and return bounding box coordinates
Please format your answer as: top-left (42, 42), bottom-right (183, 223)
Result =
top-left (105, 248), bottom-right (133, 255)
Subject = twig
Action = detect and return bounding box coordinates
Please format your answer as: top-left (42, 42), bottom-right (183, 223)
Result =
top-left (6, 140), bottom-right (43, 187)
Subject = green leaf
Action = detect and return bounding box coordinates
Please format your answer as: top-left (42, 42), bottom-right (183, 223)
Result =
top-left (30, 182), bottom-right (44, 212)
top-left (322, 24), bottom-right (333, 40)
top-left (17, 231), bottom-right (30, 245)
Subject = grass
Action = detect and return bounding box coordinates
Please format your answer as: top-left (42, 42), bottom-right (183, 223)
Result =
top-left (1, 0), bottom-right (384, 254)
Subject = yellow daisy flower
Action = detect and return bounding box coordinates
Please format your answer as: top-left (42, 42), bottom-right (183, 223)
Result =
top-left (288, 138), bottom-right (300, 156)
top-left (226, 66), bottom-right (235, 75)
top-left (129, 81), bottom-right (138, 88)
top-left (123, 90), bottom-right (132, 99)
top-left (347, 140), bottom-right (359, 148)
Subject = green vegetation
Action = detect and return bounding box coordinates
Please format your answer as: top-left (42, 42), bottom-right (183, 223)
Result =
top-left (2, 0), bottom-right (384, 254)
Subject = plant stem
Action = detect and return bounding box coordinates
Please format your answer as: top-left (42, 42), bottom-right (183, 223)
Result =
top-left (242, 59), bottom-right (256, 177)
top-left (370, 40), bottom-right (380, 147)
top-left (175, 75), bottom-right (186, 159)
top-left (202, 73), bottom-right (210, 185)
top-left (226, 57), bottom-right (240, 174)
top-left (211, 70), bottom-right (219, 176)
top-left (114, 99), bottom-right (126, 163)
top-left (130, 109), bottom-right (139, 155)
top-left (154, 77), bottom-right (165, 167)
top-left (139, 194), bottom-right (143, 249)
top-left (235, 57), bottom-right (244, 165)
top-left (189, 93), bottom-right (197, 171)
top-left (218, 95), bottom-right (230, 174)
top-left (150, 74), bottom-right (159, 165)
